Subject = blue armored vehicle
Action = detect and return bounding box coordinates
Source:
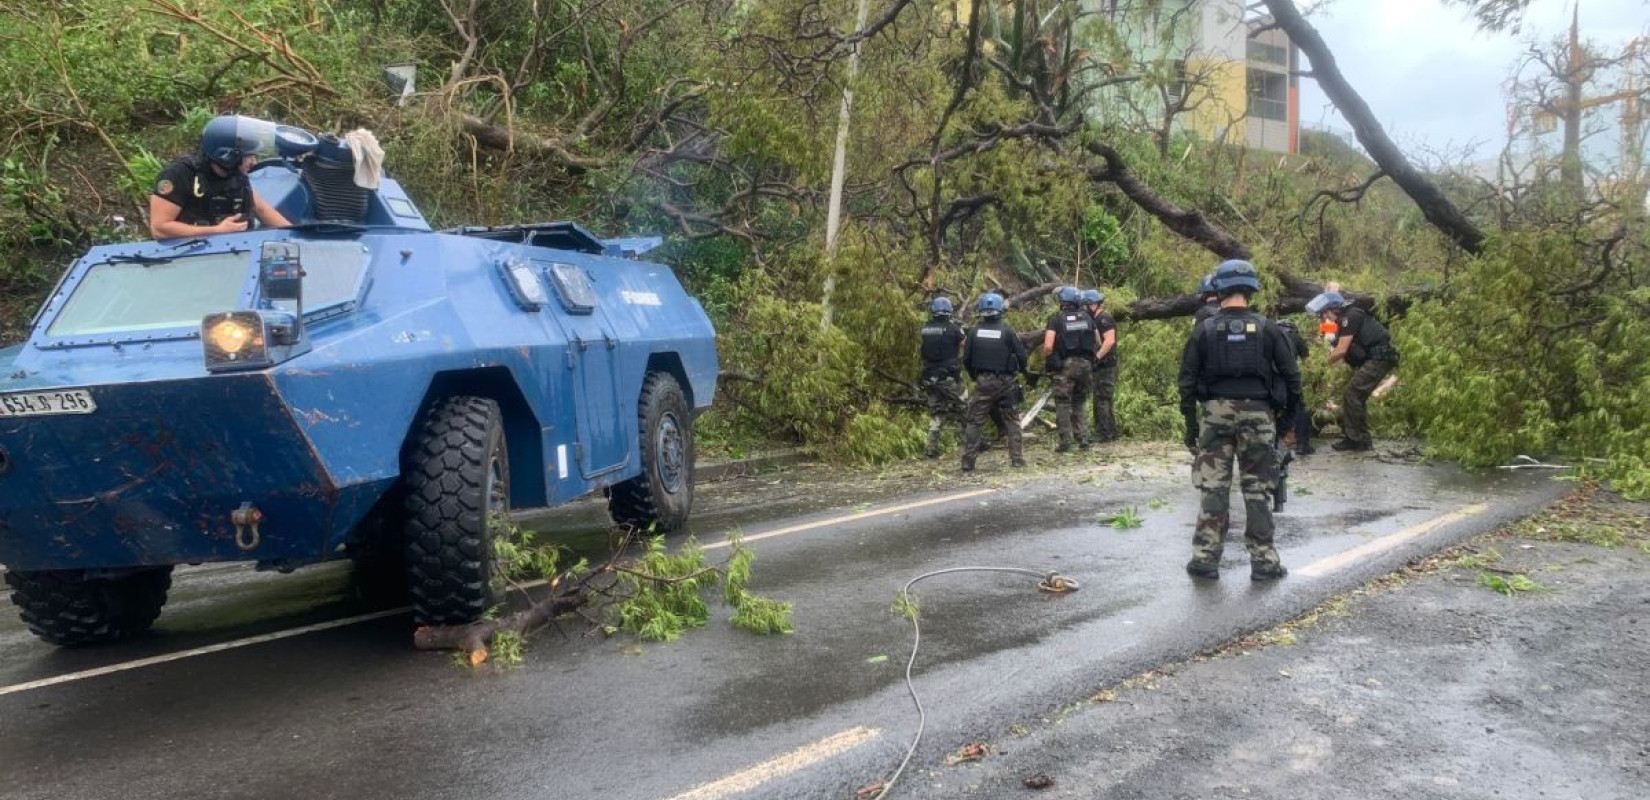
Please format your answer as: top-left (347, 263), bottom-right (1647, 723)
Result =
top-left (0, 118), bottom-right (719, 645)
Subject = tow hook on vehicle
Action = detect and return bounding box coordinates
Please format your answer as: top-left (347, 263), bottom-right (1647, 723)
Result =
top-left (231, 502), bottom-right (263, 551)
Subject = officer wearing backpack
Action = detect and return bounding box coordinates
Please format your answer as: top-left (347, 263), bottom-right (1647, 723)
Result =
top-left (961, 293), bottom-right (1028, 472)
top-left (917, 297), bottom-right (967, 459)
top-left (1042, 287), bottom-right (1099, 453)
top-left (1178, 260), bottom-right (1302, 581)
top-left (1308, 290), bottom-right (1398, 452)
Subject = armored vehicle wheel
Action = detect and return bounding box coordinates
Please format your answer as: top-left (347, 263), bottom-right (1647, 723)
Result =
top-left (4, 567), bottom-right (173, 646)
top-left (403, 396), bottom-right (514, 625)
top-left (608, 371), bottom-right (694, 534)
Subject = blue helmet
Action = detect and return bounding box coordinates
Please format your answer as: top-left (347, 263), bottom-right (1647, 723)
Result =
top-left (1197, 273), bottom-right (1216, 295)
top-left (928, 297), bottom-right (954, 316)
top-left (200, 115), bottom-right (271, 169)
top-left (1056, 286), bottom-right (1081, 305)
top-left (1210, 259), bottom-right (1261, 294)
top-left (1305, 291), bottom-right (1346, 314)
top-left (1081, 289), bottom-right (1103, 305)
top-left (977, 292), bottom-right (1005, 316)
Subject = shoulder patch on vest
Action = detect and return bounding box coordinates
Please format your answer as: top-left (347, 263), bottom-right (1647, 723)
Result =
top-left (155, 179), bottom-right (173, 195)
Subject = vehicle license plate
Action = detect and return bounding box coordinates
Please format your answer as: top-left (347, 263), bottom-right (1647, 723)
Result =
top-left (0, 389), bottom-right (97, 418)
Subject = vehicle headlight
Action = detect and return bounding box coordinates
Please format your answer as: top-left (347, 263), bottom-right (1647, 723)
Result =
top-left (208, 316), bottom-right (257, 355)
top-left (202, 311), bottom-right (276, 372)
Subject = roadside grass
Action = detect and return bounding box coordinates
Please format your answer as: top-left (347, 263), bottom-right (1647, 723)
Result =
top-left (1507, 483), bottom-right (1649, 550)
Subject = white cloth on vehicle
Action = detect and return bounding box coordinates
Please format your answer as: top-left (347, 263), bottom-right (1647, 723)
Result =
top-left (344, 129), bottom-right (385, 190)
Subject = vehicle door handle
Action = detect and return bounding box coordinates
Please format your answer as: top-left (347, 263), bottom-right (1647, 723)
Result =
top-left (574, 335), bottom-right (589, 352)
top-left (604, 334), bottom-right (616, 350)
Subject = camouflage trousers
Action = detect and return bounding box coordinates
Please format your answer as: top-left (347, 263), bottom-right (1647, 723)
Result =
top-left (1189, 398), bottom-right (1281, 568)
top-left (1342, 359), bottom-right (1394, 445)
top-left (922, 373), bottom-right (966, 455)
top-left (1051, 357), bottom-right (1092, 447)
top-left (1090, 360), bottom-right (1118, 442)
top-left (962, 372), bottom-right (1023, 466)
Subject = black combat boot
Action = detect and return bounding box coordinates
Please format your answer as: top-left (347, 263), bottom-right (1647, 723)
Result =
top-left (1251, 562), bottom-right (1288, 581)
top-left (960, 458), bottom-right (975, 473)
top-left (1055, 442), bottom-right (1073, 454)
top-left (1331, 438), bottom-right (1371, 452)
top-left (924, 444), bottom-right (941, 459)
top-left (1011, 456), bottom-right (1027, 468)
top-left (1185, 558), bottom-right (1220, 579)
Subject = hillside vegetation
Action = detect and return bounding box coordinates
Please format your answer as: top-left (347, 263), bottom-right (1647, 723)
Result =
top-left (0, 0), bottom-right (1643, 494)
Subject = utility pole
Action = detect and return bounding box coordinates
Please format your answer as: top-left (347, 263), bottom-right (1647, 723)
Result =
top-left (820, 0), bottom-right (872, 332)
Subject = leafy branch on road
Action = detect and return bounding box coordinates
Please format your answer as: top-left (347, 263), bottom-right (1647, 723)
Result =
top-left (416, 517), bottom-right (791, 668)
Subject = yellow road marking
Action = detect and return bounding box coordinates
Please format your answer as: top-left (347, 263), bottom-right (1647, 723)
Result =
top-left (1296, 503), bottom-right (1489, 578)
top-left (661, 727), bottom-right (882, 800)
top-left (700, 488), bottom-right (997, 551)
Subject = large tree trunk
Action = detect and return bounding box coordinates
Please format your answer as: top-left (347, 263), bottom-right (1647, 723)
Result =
top-left (1085, 141), bottom-right (1253, 261)
top-left (1263, 0), bottom-right (1486, 256)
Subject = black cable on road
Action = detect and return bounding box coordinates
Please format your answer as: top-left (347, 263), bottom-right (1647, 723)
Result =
top-left (869, 566), bottom-right (1079, 800)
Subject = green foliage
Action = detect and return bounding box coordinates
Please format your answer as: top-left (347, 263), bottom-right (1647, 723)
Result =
top-left (488, 629), bottom-right (526, 668)
top-left (1107, 506), bottom-right (1144, 529)
top-left (119, 147), bottom-right (165, 203)
top-left (1384, 234), bottom-right (1650, 498)
top-left (616, 535), bottom-right (791, 641)
top-left (1477, 571), bottom-right (1547, 596)
top-left (891, 589), bottom-right (921, 622)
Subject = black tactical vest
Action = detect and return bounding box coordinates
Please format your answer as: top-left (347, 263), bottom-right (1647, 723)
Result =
top-left (919, 320), bottom-right (962, 375)
top-left (966, 321), bottom-right (1016, 374)
top-left (1199, 310), bottom-right (1272, 400)
top-left (1056, 310), bottom-right (1095, 357)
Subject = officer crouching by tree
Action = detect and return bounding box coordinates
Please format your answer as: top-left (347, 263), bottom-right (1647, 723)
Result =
top-left (1042, 287), bottom-right (1099, 453)
top-left (918, 297), bottom-right (967, 458)
top-left (1083, 288), bottom-right (1120, 444)
top-left (961, 292), bottom-right (1028, 472)
top-left (1179, 260), bottom-right (1302, 581)
top-left (1308, 290), bottom-right (1398, 452)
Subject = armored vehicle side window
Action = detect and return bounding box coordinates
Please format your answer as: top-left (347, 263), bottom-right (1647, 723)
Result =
top-left (47, 253), bottom-right (249, 337)
top-left (294, 241), bottom-right (371, 318)
top-left (543, 261), bottom-right (596, 315)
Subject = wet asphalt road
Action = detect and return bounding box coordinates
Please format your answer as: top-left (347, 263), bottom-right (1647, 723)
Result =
top-left (0, 445), bottom-right (1564, 800)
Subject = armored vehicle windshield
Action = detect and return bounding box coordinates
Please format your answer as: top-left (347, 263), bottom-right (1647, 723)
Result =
top-left (47, 251), bottom-right (250, 338)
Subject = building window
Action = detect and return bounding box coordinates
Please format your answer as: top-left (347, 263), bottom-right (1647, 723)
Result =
top-left (1167, 59), bottom-right (1189, 106)
top-left (1247, 69), bottom-right (1287, 121)
top-left (1247, 40), bottom-right (1289, 66)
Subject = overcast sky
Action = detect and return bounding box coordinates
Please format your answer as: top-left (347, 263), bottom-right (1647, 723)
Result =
top-left (1298, 0), bottom-right (1648, 161)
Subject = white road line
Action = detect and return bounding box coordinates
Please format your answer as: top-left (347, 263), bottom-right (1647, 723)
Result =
top-left (660, 727), bottom-right (882, 800)
top-left (1296, 502), bottom-right (1489, 578)
top-left (700, 488), bottom-right (997, 551)
top-left (0, 491), bottom-right (994, 696)
top-left (0, 607), bottom-right (410, 698)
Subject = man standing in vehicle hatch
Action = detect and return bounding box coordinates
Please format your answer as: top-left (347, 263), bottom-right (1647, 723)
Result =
top-left (150, 116), bottom-right (290, 239)
top-left (1179, 260), bottom-right (1301, 581)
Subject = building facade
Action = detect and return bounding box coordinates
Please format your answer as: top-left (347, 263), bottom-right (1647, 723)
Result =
top-left (1089, 0), bottom-right (1300, 154)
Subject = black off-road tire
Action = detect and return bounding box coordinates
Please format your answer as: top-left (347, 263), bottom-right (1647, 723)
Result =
top-left (608, 371), bottom-right (694, 534)
top-left (4, 567), bottom-right (173, 646)
top-left (403, 396), bottom-right (511, 626)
